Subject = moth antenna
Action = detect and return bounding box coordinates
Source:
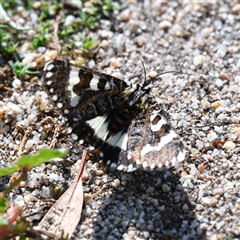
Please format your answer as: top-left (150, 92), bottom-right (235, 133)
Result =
top-left (139, 58), bottom-right (147, 84)
top-left (143, 70), bottom-right (186, 87)
top-left (153, 70), bottom-right (184, 79)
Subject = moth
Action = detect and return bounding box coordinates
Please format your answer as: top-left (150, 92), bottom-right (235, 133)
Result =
top-left (43, 60), bottom-right (185, 172)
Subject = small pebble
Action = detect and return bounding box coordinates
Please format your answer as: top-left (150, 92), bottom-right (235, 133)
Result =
top-left (12, 78), bottom-right (22, 89)
top-left (182, 204), bottom-right (189, 212)
top-left (127, 230), bottom-right (136, 238)
top-left (223, 141), bottom-right (236, 150)
top-left (201, 197), bottom-right (211, 206)
top-left (207, 132), bottom-right (218, 142)
top-left (193, 55), bottom-right (205, 66)
top-left (64, 15), bottom-right (76, 26)
top-left (120, 9), bottom-right (131, 21)
top-left (211, 100), bottom-right (224, 109)
top-left (198, 164), bottom-right (205, 172)
top-left (211, 198), bottom-right (218, 207)
top-left (162, 184), bottom-right (171, 192)
top-left (159, 20), bottom-right (172, 29)
top-left (33, 1), bottom-right (41, 9)
top-left (219, 72), bottom-right (229, 80)
top-left (149, 71), bottom-right (157, 78)
top-left (110, 59), bottom-right (121, 68)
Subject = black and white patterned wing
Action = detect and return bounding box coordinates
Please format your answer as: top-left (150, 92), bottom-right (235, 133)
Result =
top-left (43, 60), bottom-right (128, 149)
top-left (101, 102), bottom-right (185, 172)
top-left (43, 60), bottom-right (127, 122)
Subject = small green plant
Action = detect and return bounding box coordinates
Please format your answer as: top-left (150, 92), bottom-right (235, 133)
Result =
top-left (59, 26), bottom-right (74, 37)
top-left (29, 33), bottom-right (51, 49)
top-left (39, 5), bottom-right (50, 22)
top-left (78, 11), bottom-right (99, 28)
top-left (38, 1), bottom-right (62, 22)
top-left (5, 42), bottom-right (19, 54)
top-left (84, 0), bottom-right (121, 19)
top-left (77, 0), bottom-right (120, 29)
top-left (69, 33), bottom-right (98, 57)
top-left (1, 0), bottom-right (19, 12)
top-left (0, 28), bottom-right (19, 58)
top-left (39, 21), bottom-right (52, 32)
top-left (82, 36), bottom-right (98, 52)
top-left (9, 62), bottom-right (40, 78)
top-left (0, 28), bottom-right (11, 42)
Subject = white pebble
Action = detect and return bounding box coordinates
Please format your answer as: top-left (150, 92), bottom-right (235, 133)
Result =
top-left (27, 114), bottom-right (37, 125)
top-left (201, 99), bottom-right (210, 109)
top-left (196, 140), bottom-right (204, 150)
top-left (190, 164), bottom-right (198, 176)
top-left (223, 141), bottom-right (236, 150)
top-left (193, 55), bottom-right (205, 66)
top-left (149, 71), bottom-right (157, 78)
top-left (111, 179), bottom-right (120, 188)
top-left (7, 102), bottom-right (23, 115)
top-left (12, 78), bottom-right (22, 89)
top-left (213, 188), bottom-right (223, 196)
top-left (232, 116), bottom-right (239, 124)
top-left (228, 84), bottom-right (239, 93)
top-left (41, 186), bottom-right (51, 198)
top-left (159, 20), bottom-right (172, 29)
top-left (25, 139), bottom-right (34, 149)
top-left (3, 137), bottom-right (10, 145)
top-left (215, 78), bottom-right (223, 87)
top-left (14, 195), bottom-right (25, 207)
top-left (201, 197), bottom-right (211, 206)
top-left (64, 15), bottom-right (75, 26)
top-left (31, 189), bottom-right (40, 196)
top-left (207, 132), bottom-right (218, 142)
top-left (216, 43), bottom-right (227, 57)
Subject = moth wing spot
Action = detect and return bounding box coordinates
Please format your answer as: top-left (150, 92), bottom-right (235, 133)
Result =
top-left (86, 116), bottom-right (109, 140)
top-left (46, 72), bottom-right (54, 78)
top-left (47, 80), bottom-right (52, 85)
top-left (70, 96), bottom-right (81, 107)
top-left (89, 74), bottom-right (100, 90)
top-left (126, 164), bottom-right (136, 172)
top-left (158, 162), bottom-right (163, 168)
top-left (45, 62), bottom-right (54, 70)
top-left (105, 82), bottom-right (111, 90)
top-left (89, 145), bottom-right (95, 151)
top-left (150, 163), bottom-right (156, 170)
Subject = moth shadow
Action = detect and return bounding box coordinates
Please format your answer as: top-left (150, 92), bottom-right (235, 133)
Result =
top-left (80, 169), bottom-right (206, 240)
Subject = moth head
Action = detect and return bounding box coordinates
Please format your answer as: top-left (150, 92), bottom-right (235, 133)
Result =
top-left (124, 84), bottom-right (151, 109)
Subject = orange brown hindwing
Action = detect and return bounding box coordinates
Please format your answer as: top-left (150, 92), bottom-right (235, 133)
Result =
top-left (43, 60), bottom-right (185, 172)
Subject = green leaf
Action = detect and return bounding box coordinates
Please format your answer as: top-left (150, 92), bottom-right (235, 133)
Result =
top-left (0, 149), bottom-right (68, 177)
top-left (9, 62), bottom-right (40, 77)
top-left (6, 42), bottom-right (19, 54)
top-left (29, 34), bottom-right (51, 49)
top-left (0, 197), bottom-right (7, 212)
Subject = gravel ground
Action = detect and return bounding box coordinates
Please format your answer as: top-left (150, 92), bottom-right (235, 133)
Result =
top-left (1, 1), bottom-right (240, 240)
